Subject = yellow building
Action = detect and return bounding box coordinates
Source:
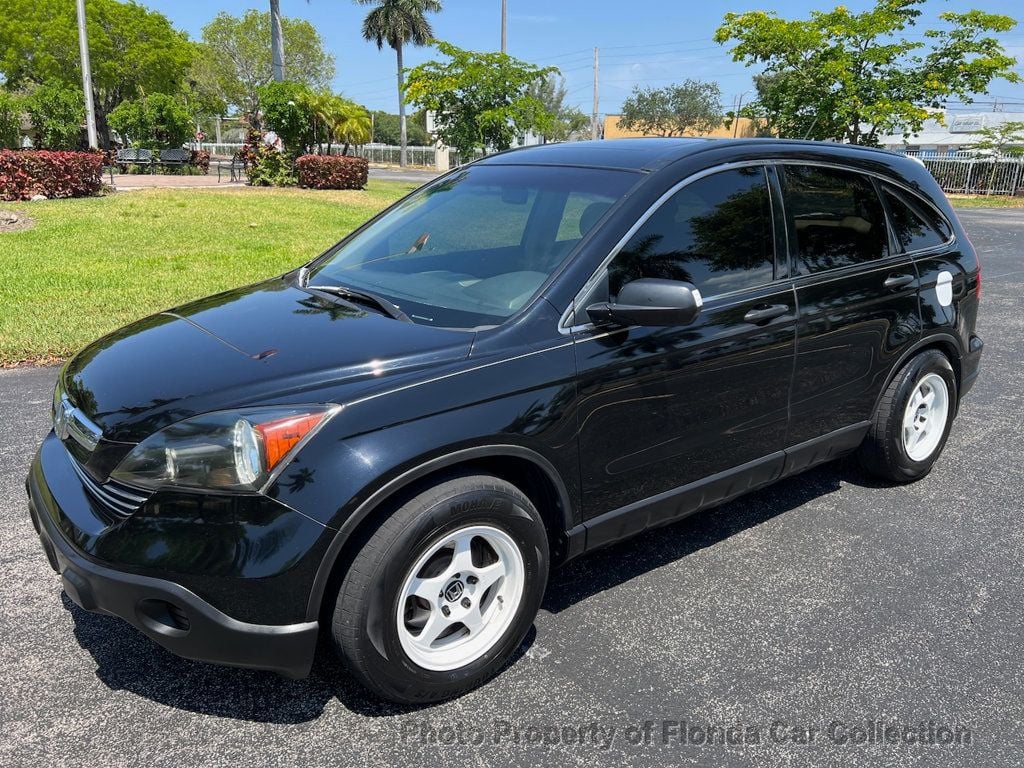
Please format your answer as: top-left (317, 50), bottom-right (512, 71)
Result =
top-left (603, 115), bottom-right (765, 139)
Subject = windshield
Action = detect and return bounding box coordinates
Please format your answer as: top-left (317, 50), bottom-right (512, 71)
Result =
top-left (307, 164), bottom-right (638, 328)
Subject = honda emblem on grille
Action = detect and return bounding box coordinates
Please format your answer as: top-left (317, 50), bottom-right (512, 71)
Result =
top-left (54, 397), bottom-right (102, 452)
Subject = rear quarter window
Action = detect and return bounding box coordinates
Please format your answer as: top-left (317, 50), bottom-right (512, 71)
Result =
top-left (881, 185), bottom-right (952, 252)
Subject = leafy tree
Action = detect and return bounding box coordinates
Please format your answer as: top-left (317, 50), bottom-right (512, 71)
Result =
top-left (258, 81), bottom-right (316, 156)
top-left (197, 10), bottom-right (335, 124)
top-left (0, 0), bottom-right (193, 148)
top-left (715, 0), bottom-right (1020, 145)
top-left (355, 0), bottom-right (442, 167)
top-left (370, 110), bottom-right (428, 145)
top-left (0, 88), bottom-right (22, 149)
top-left (24, 82), bottom-right (84, 149)
top-left (406, 41), bottom-right (557, 157)
top-left (967, 121), bottom-right (1024, 157)
top-left (107, 93), bottom-right (193, 150)
top-left (528, 75), bottom-right (589, 142)
top-left (618, 80), bottom-right (723, 137)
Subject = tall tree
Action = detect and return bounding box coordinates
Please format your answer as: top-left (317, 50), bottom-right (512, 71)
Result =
top-left (270, 0), bottom-right (286, 82)
top-left (0, 0), bottom-right (193, 148)
top-left (715, 0), bottom-right (1020, 145)
top-left (355, 0), bottom-right (442, 167)
top-left (405, 41), bottom-right (557, 158)
top-left (618, 80), bottom-right (723, 138)
top-left (197, 10), bottom-right (334, 124)
top-left (528, 74), bottom-right (589, 143)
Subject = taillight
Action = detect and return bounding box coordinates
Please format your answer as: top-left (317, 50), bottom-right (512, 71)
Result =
top-left (975, 259), bottom-right (982, 300)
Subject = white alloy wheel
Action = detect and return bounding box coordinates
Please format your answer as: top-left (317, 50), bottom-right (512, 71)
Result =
top-left (901, 372), bottom-right (950, 462)
top-left (396, 525), bottom-right (526, 672)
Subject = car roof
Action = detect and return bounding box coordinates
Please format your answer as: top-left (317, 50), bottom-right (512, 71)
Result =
top-left (477, 137), bottom-right (912, 173)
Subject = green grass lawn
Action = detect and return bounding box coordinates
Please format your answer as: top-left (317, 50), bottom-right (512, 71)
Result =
top-left (0, 182), bottom-right (415, 366)
top-left (947, 194), bottom-right (1024, 208)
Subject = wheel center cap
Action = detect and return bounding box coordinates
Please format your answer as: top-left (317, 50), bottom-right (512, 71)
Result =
top-left (443, 580), bottom-right (465, 603)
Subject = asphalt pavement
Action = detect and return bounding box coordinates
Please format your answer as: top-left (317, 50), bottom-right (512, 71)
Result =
top-left (0, 209), bottom-right (1021, 767)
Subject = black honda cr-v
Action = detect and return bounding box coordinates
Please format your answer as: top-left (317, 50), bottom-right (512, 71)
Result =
top-left (28, 139), bottom-right (982, 703)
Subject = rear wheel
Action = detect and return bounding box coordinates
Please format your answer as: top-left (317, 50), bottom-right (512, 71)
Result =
top-left (330, 474), bottom-right (548, 704)
top-left (858, 350), bottom-right (957, 483)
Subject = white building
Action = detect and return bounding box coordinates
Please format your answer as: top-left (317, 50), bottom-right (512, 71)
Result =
top-left (875, 111), bottom-right (1024, 155)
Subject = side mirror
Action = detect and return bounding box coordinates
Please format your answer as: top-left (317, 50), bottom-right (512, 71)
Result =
top-left (586, 278), bottom-right (703, 327)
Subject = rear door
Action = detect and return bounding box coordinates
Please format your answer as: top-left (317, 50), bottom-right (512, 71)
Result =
top-left (573, 164), bottom-right (797, 526)
top-left (781, 163), bottom-right (921, 446)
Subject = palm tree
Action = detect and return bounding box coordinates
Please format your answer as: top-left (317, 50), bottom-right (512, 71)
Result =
top-left (331, 99), bottom-right (372, 155)
top-left (270, 0), bottom-right (285, 81)
top-left (355, 0), bottom-right (441, 167)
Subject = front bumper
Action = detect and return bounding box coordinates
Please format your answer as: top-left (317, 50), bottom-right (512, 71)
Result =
top-left (26, 442), bottom-right (321, 679)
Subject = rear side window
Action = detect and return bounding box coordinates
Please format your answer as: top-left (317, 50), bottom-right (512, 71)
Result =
top-left (608, 166), bottom-right (776, 298)
top-left (783, 165), bottom-right (889, 273)
top-left (882, 185), bottom-right (951, 252)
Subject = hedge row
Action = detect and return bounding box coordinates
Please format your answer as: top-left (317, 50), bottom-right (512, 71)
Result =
top-left (0, 150), bottom-right (104, 201)
top-left (296, 154), bottom-right (369, 190)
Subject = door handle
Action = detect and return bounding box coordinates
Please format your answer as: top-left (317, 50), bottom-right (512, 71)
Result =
top-left (743, 304), bottom-right (789, 324)
top-left (883, 273), bottom-right (915, 290)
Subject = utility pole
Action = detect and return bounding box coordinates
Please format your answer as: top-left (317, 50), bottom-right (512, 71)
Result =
top-left (500, 0), bottom-right (507, 53)
top-left (591, 47), bottom-right (600, 140)
top-left (76, 0), bottom-right (98, 148)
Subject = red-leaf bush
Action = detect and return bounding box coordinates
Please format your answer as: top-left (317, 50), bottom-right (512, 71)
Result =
top-left (189, 149), bottom-right (211, 174)
top-left (0, 150), bottom-right (104, 201)
top-left (296, 154), bottom-right (368, 190)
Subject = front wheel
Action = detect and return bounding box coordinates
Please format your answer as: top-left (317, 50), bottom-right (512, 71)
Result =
top-left (858, 350), bottom-right (958, 483)
top-left (330, 474), bottom-right (549, 704)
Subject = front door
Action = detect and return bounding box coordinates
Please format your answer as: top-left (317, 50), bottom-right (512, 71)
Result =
top-left (572, 165), bottom-right (797, 534)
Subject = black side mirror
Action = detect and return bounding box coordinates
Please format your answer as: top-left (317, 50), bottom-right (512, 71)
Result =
top-left (586, 278), bottom-right (703, 327)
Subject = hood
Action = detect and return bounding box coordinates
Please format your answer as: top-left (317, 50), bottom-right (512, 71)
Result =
top-left (62, 278), bottom-right (473, 443)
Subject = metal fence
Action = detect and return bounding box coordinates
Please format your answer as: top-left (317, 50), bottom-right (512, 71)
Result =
top-left (185, 142), bottom-right (449, 168)
top-left (902, 151), bottom-right (1024, 196)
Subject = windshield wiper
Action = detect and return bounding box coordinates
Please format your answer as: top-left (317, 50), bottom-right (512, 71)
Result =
top-left (306, 282), bottom-right (411, 322)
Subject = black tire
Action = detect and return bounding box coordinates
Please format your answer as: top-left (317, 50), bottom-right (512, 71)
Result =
top-left (858, 350), bottom-right (958, 483)
top-left (330, 473), bottom-right (549, 704)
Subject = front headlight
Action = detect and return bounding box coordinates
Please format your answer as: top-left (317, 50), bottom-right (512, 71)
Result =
top-left (111, 405), bottom-right (340, 492)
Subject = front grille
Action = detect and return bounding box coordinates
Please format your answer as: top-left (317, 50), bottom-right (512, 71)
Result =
top-left (70, 459), bottom-right (150, 520)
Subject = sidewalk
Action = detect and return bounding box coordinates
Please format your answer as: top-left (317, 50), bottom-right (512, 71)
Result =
top-left (110, 173), bottom-right (244, 190)
top-left (110, 166), bottom-right (439, 191)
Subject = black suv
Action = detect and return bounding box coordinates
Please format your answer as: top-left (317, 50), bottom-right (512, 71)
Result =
top-left (27, 139), bottom-right (982, 703)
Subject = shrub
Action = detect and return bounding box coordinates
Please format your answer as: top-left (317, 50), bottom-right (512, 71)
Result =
top-left (24, 82), bottom-right (85, 149)
top-left (296, 154), bottom-right (368, 190)
top-left (0, 150), bottom-right (103, 201)
top-left (248, 148), bottom-right (296, 187)
top-left (189, 149), bottom-right (211, 174)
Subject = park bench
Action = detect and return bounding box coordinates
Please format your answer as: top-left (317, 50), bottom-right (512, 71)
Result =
top-left (216, 153), bottom-right (246, 183)
top-left (158, 148), bottom-right (192, 171)
top-left (114, 148), bottom-right (154, 174)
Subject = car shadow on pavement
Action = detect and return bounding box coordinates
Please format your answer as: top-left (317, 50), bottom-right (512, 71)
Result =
top-left (65, 457), bottom-right (872, 722)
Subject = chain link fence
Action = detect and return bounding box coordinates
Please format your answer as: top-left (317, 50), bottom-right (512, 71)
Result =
top-left (904, 151), bottom-right (1024, 196)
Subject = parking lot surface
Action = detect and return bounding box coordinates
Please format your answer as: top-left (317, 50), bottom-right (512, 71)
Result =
top-left (1, 208), bottom-right (1021, 767)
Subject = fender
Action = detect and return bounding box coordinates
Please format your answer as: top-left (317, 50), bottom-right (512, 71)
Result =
top-left (869, 331), bottom-right (965, 418)
top-left (303, 444), bottom-right (574, 622)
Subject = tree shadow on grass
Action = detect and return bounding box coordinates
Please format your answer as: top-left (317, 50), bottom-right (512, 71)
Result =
top-left (67, 456), bottom-right (874, 722)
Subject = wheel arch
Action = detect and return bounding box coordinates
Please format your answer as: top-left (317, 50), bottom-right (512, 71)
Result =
top-left (872, 333), bottom-right (964, 419)
top-left (304, 444), bottom-right (575, 623)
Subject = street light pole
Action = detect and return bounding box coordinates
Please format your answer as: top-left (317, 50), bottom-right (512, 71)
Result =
top-left (76, 0), bottom-right (99, 148)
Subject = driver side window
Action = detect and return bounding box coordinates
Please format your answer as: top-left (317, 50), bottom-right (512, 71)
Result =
top-left (608, 166), bottom-right (776, 299)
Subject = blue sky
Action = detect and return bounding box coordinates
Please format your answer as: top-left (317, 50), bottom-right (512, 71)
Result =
top-left (149, 0), bottom-right (1024, 116)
